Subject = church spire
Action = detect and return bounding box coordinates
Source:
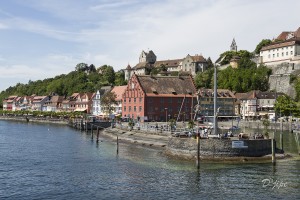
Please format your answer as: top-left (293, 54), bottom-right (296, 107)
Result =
top-left (230, 38), bottom-right (237, 52)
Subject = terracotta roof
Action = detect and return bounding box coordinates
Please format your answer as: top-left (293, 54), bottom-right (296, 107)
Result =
top-left (276, 31), bottom-right (291, 41)
top-left (133, 62), bottom-right (152, 69)
top-left (154, 59), bottom-right (182, 68)
top-left (135, 75), bottom-right (196, 95)
top-left (32, 96), bottom-right (48, 102)
top-left (198, 89), bottom-right (235, 98)
top-left (111, 86), bottom-right (127, 101)
top-left (261, 39), bottom-right (300, 51)
top-left (235, 90), bottom-right (260, 100)
top-left (191, 55), bottom-right (206, 62)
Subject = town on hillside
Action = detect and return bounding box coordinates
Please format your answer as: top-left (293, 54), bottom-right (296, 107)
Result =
top-left (2, 27), bottom-right (300, 124)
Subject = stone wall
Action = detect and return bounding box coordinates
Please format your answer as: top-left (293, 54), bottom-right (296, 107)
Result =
top-left (166, 138), bottom-right (274, 160)
top-left (268, 62), bottom-right (300, 98)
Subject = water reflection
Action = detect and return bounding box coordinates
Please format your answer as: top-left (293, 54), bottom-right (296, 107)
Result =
top-left (0, 120), bottom-right (299, 199)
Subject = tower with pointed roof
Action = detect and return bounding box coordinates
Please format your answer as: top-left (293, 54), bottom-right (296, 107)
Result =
top-left (230, 38), bottom-right (237, 52)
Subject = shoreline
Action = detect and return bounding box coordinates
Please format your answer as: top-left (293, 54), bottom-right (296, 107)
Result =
top-left (0, 116), bottom-right (68, 125)
top-left (101, 127), bottom-right (297, 163)
top-left (1, 117), bottom-right (298, 163)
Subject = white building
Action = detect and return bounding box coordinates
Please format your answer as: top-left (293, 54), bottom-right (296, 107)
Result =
top-left (259, 27), bottom-right (300, 66)
top-left (92, 90), bottom-right (102, 116)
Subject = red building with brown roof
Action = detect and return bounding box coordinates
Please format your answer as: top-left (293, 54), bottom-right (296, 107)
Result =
top-left (122, 74), bottom-right (197, 122)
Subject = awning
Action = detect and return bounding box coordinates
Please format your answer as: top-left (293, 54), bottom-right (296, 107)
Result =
top-left (74, 108), bottom-right (87, 112)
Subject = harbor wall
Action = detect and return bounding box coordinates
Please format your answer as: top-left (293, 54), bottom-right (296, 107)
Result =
top-left (166, 138), bottom-right (275, 160)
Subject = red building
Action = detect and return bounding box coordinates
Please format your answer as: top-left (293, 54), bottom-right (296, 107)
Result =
top-left (122, 74), bottom-right (197, 122)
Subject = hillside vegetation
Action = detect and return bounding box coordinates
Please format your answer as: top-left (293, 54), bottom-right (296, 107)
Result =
top-left (0, 64), bottom-right (126, 107)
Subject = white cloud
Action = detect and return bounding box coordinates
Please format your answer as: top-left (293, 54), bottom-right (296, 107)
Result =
top-left (1, 0), bottom-right (300, 92)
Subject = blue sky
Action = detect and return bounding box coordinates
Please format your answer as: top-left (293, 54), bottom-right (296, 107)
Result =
top-left (0, 0), bottom-right (300, 92)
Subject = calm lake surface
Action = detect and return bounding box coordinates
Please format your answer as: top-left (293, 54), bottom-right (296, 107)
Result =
top-left (0, 120), bottom-right (299, 200)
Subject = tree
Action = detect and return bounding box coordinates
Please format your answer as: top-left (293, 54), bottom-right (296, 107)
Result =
top-left (75, 63), bottom-right (88, 71)
top-left (100, 91), bottom-right (117, 115)
top-left (254, 39), bottom-right (272, 55)
top-left (160, 64), bottom-right (167, 72)
top-left (194, 68), bottom-right (214, 89)
top-left (206, 57), bottom-right (214, 69)
top-left (88, 64), bottom-right (96, 73)
top-left (98, 65), bottom-right (115, 85)
top-left (115, 70), bottom-right (127, 86)
top-left (275, 95), bottom-right (298, 117)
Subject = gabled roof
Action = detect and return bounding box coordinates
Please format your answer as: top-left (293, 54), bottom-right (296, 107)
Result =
top-left (235, 90), bottom-right (260, 100)
top-left (262, 27), bottom-right (300, 51)
top-left (256, 91), bottom-right (284, 99)
top-left (32, 96), bottom-right (48, 103)
top-left (133, 62), bottom-right (152, 69)
top-left (154, 59), bottom-right (182, 68)
top-left (198, 89), bottom-right (235, 98)
top-left (135, 75), bottom-right (196, 96)
top-left (111, 86), bottom-right (127, 101)
top-left (276, 31), bottom-right (291, 41)
top-left (190, 55), bottom-right (207, 63)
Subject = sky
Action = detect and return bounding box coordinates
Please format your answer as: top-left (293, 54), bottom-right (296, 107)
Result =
top-left (0, 0), bottom-right (300, 92)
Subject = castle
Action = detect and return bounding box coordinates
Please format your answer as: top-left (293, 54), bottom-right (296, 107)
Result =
top-left (124, 50), bottom-right (208, 81)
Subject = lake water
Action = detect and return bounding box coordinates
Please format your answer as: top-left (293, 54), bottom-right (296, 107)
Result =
top-left (0, 120), bottom-right (299, 199)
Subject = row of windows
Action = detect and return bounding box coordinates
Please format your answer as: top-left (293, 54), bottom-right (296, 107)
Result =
top-left (265, 46), bottom-right (293, 53)
top-left (268, 51), bottom-right (294, 58)
top-left (123, 106), bottom-right (142, 112)
top-left (123, 97), bottom-right (143, 103)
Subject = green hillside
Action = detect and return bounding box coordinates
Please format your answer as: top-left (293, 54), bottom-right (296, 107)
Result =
top-left (0, 64), bottom-right (126, 108)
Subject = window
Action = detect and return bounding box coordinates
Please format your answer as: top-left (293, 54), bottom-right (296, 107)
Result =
top-left (124, 106), bottom-right (126, 112)
top-left (273, 54), bottom-right (275, 58)
top-left (134, 98), bottom-right (136, 103)
top-left (139, 106), bottom-right (142, 112)
top-left (129, 98), bottom-right (131, 103)
top-left (139, 97), bottom-right (142, 102)
top-left (282, 52), bottom-right (284, 56)
top-left (286, 52), bottom-right (288, 56)
top-left (277, 53), bottom-right (279, 57)
top-left (134, 106), bottom-right (136, 112)
top-left (129, 106), bottom-right (131, 112)
top-left (291, 51), bottom-right (293, 55)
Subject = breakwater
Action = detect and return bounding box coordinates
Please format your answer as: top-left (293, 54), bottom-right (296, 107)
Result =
top-left (166, 137), bottom-right (280, 161)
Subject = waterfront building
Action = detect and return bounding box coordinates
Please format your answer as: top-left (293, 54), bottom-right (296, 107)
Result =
top-left (197, 89), bottom-right (236, 121)
top-left (235, 90), bottom-right (284, 120)
top-left (44, 95), bottom-right (64, 112)
top-left (259, 27), bottom-right (300, 66)
top-left (32, 96), bottom-right (49, 111)
top-left (2, 95), bottom-right (18, 111)
top-left (74, 93), bottom-right (93, 113)
top-left (110, 85), bottom-right (127, 117)
top-left (91, 86), bottom-right (113, 117)
top-left (122, 74), bottom-right (197, 122)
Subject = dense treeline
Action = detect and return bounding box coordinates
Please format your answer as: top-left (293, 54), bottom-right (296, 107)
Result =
top-left (0, 64), bottom-right (126, 107)
top-left (194, 56), bottom-right (272, 92)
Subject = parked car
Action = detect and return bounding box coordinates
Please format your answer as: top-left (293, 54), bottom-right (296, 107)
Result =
top-left (172, 131), bottom-right (189, 138)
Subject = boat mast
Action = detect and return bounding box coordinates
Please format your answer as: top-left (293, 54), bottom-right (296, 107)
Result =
top-left (213, 63), bottom-right (218, 135)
